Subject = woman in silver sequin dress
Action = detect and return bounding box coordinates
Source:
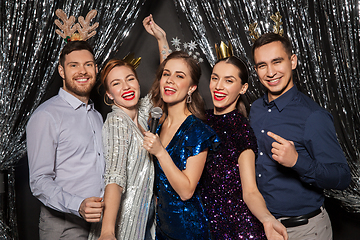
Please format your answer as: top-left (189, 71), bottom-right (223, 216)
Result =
top-left (88, 59), bottom-right (155, 240)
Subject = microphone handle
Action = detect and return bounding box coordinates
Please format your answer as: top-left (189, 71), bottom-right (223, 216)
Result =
top-left (150, 118), bottom-right (159, 134)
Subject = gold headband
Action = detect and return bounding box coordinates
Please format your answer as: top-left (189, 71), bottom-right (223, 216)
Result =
top-left (249, 11), bottom-right (284, 42)
top-left (215, 41), bottom-right (233, 60)
top-left (123, 53), bottom-right (141, 69)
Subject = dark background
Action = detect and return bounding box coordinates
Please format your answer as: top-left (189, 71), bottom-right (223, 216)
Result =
top-left (14, 1), bottom-right (360, 239)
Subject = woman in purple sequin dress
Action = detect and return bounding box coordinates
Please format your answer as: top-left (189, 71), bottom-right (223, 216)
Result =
top-left (200, 56), bottom-right (288, 240)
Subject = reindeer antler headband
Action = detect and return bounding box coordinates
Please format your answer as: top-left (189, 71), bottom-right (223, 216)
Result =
top-left (249, 11), bottom-right (284, 42)
top-left (54, 9), bottom-right (99, 42)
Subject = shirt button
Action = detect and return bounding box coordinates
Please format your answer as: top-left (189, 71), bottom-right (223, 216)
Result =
top-left (261, 130), bottom-right (265, 133)
top-left (268, 109), bottom-right (272, 112)
top-left (258, 174), bottom-right (262, 177)
top-left (98, 152), bottom-right (100, 156)
top-left (260, 152), bottom-right (263, 156)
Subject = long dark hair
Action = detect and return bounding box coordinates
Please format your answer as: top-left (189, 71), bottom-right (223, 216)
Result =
top-left (149, 51), bottom-right (205, 123)
top-left (214, 56), bottom-right (250, 116)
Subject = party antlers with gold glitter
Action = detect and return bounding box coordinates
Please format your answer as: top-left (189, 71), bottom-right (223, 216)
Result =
top-left (249, 11), bottom-right (284, 42)
top-left (54, 9), bottom-right (99, 42)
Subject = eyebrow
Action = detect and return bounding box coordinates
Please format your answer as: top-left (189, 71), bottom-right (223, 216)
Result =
top-left (272, 57), bottom-right (284, 63)
top-left (109, 74), bottom-right (135, 84)
top-left (66, 60), bottom-right (95, 65)
top-left (164, 69), bottom-right (187, 76)
top-left (255, 57), bottom-right (284, 68)
top-left (211, 72), bottom-right (237, 80)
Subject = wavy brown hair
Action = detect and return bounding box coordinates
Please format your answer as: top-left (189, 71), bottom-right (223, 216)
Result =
top-left (149, 51), bottom-right (205, 123)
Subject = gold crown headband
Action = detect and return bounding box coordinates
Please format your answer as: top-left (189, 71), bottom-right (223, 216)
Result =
top-left (123, 53), bottom-right (141, 69)
top-left (215, 41), bottom-right (233, 60)
top-left (249, 11), bottom-right (284, 42)
top-left (214, 41), bottom-right (249, 77)
top-left (55, 9), bottom-right (99, 42)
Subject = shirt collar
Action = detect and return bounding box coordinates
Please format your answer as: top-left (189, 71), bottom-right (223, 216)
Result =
top-left (263, 85), bottom-right (298, 111)
top-left (58, 88), bottom-right (94, 111)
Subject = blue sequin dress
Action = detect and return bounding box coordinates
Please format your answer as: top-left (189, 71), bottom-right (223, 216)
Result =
top-left (200, 109), bottom-right (266, 240)
top-left (154, 115), bottom-right (219, 240)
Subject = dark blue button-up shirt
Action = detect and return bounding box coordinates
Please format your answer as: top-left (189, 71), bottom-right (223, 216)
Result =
top-left (249, 86), bottom-right (350, 217)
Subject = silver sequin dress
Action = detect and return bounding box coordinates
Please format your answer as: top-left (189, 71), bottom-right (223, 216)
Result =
top-left (88, 95), bottom-right (154, 240)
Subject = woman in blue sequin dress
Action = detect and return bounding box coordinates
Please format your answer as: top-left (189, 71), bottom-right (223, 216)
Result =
top-left (200, 56), bottom-right (288, 240)
top-left (143, 51), bottom-right (219, 240)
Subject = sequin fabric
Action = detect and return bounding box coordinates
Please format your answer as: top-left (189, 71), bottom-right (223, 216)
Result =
top-left (200, 109), bottom-right (266, 240)
top-left (88, 95), bottom-right (154, 240)
top-left (154, 115), bottom-right (219, 240)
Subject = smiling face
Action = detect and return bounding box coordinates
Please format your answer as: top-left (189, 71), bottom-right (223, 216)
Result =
top-left (159, 58), bottom-right (197, 107)
top-left (105, 65), bottom-right (140, 112)
top-left (210, 61), bottom-right (248, 115)
top-left (58, 49), bottom-right (98, 103)
top-left (253, 41), bottom-right (297, 102)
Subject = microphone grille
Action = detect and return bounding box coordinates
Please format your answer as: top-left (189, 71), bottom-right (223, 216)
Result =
top-left (150, 107), bottom-right (163, 119)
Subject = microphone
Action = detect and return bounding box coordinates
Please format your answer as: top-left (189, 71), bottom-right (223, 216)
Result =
top-left (150, 107), bottom-right (163, 134)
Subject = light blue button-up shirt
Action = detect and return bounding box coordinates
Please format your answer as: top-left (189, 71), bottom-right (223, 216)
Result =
top-left (27, 88), bottom-right (105, 217)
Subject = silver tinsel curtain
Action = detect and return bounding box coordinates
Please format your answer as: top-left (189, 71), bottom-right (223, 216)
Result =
top-left (173, 0), bottom-right (360, 212)
top-left (0, 0), bottom-right (145, 238)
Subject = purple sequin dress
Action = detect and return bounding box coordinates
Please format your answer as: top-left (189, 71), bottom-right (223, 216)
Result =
top-left (200, 109), bottom-right (266, 240)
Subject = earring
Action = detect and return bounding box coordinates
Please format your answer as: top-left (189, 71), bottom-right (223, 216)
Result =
top-left (186, 92), bottom-right (192, 103)
top-left (103, 94), bottom-right (113, 106)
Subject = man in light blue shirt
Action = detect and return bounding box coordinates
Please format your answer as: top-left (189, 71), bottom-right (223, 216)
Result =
top-left (26, 41), bottom-right (105, 239)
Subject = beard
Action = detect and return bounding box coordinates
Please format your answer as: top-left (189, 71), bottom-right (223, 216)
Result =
top-left (63, 74), bottom-right (96, 98)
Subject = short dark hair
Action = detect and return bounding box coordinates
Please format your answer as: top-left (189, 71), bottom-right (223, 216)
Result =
top-left (59, 41), bottom-right (95, 67)
top-left (251, 32), bottom-right (293, 58)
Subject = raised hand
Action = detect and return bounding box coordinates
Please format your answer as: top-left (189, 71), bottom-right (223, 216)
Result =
top-left (267, 131), bottom-right (298, 167)
top-left (143, 14), bottom-right (166, 41)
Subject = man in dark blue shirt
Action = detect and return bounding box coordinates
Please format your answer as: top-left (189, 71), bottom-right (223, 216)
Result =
top-left (249, 32), bottom-right (351, 239)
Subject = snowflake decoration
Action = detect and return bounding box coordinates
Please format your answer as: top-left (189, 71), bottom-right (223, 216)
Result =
top-left (188, 40), bottom-right (197, 51)
top-left (171, 37), bottom-right (181, 48)
top-left (168, 37), bottom-right (204, 64)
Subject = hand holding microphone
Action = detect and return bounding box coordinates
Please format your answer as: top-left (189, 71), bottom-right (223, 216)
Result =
top-left (150, 107), bottom-right (163, 134)
top-left (143, 107), bottom-right (164, 156)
